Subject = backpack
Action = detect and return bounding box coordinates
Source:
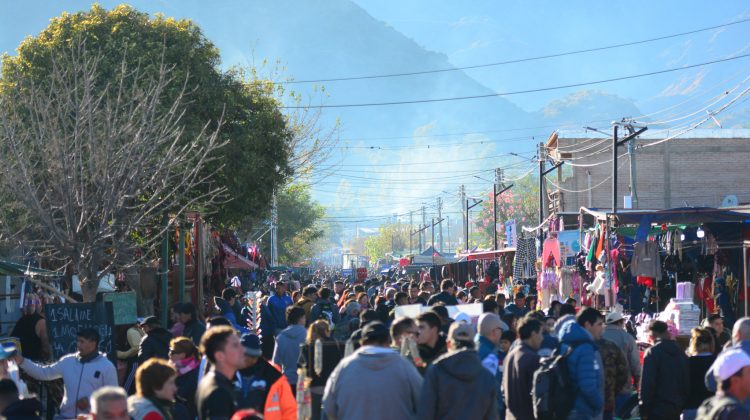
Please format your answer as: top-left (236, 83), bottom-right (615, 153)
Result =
top-left (696, 396), bottom-right (743, 420)
top-left (532, 346), bottom-right (577, 420)
top-left (315, 301), bottom-right (335, 326)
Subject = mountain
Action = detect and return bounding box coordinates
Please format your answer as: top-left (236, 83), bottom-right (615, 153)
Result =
top-left (535, 90), bottom-right (642, 127)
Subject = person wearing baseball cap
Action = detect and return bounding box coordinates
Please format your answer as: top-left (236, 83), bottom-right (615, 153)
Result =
top-left (602, 311), bottom-right (641, 393)
top-left (137, 316), bottom-right (173, 364)
top-left (235, 334), bottom-right (295, 420)
top-left (416, 321), bottom-right (498, 419)
top-left (697, 348), bottom-right (750, 418)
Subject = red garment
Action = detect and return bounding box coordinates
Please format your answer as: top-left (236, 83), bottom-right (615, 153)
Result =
top-left (637, 276), bottom-right (654, 288)
top-left (595, 226), bottom-right (605, 260)
top-left (542, 238), bottom-right (562, 268)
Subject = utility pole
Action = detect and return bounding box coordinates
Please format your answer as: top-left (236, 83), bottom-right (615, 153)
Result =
top-left (539, 140), bottom-right (564, 246)
top-left (538, 143), bottom-right (546, 230)
top-left (420, 205), bottom-right (426, 252)
top-left (494, 168), bottom-right (513, 250)
top-left (437, 197), bottom-right (444, 253)
top-left (431, 217), bottom-right (445, 270)
top-left (409, 211), bottom-right (413, 255)
top-left (459, 185), bottom-right (466, 252)
top-left (271, 192), bottom-right (278, 267)
top-left (612, 124), bottom-right (648, 216)
top-left (446, 216), bottom-right (451, 251)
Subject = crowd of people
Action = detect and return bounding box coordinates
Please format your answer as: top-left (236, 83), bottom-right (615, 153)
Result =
top-left (4, 272), bottom-right (750, 419)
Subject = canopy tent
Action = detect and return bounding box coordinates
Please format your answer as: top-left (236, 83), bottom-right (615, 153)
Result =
top-left (222, 244), bottom-right (259, 270)
top-left (0, 259), bottom-right (61, 277)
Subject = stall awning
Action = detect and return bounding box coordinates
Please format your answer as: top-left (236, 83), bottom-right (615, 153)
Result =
top-left (580, 206), bottom-right (750, 225)
top-left (0, 259), bottom-right (61, 277)
top-left (222, 244), bottom-right (259, 270)
top-left (460, 248), bottom-right (517, 261)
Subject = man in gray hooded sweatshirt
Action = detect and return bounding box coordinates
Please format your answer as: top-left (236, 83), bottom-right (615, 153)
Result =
top-left (272, 305), bottom-right (307, 391)
top-left (324, 322), bottom-right (423, 420)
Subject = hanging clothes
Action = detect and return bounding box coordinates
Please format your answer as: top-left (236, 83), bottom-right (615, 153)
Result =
top-left (541, 238), bottom-right (562, 268)
top-left (513, 237), bottom-right (537, 282)
top-left (631, 241), bottom-right (662, 285)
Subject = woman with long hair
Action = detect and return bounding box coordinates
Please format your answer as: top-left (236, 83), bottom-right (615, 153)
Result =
top-left (168, 337), bottom-right (201, 419)
top-left (128, 359), bottom-right (178, 420)
top-left (298, 320), bottom-right (342, 420)
top-left (683, 327), bottom-right (717, 419)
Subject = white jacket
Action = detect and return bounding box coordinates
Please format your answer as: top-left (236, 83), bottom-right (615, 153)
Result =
top-left (20, 353), bottom-right (117, 419)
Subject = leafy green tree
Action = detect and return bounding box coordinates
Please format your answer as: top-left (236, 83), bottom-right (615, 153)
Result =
top-left (274, 184), bottom-right (326, 264)
top-left (0, 4), bottom-right (294, 232)
top-left (363, 222), bottom-right (410, 262)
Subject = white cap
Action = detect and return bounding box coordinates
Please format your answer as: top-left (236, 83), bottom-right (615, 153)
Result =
top-left (605, 311), bottom-right (625, 324)
top-left (712, 348), bottom-right (750, 381)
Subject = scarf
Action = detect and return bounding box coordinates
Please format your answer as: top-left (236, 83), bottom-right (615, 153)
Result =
top-left (175, 356), bottom-right (200, 375)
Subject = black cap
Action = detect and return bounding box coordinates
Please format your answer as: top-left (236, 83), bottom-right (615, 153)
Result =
top-left (240, 334), bottom-right (263, 357)
top-left (139, 316), bottom-right (160, 327)
top-left (514, 292), bottom-right (525, 300)
top-left (361, 322), bottom-right (389, 341)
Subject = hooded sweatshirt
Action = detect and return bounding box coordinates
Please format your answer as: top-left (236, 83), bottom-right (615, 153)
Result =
top-left (272, 324), bottom-right (306, 385)
top-left (417, 348), bottom-right (498, 420)
top-left (558, 321), bottom-right (604, 420)
top-left (138, 327), bottom-right (173, 364)
top-left (639, 338), bottom-right (690, 419)
top-left (214, 297), bottom-right (249, 334)
top-left (20, 353), bottom-right (117, 419)
top-left (323, 346), bottom-right (423, 420)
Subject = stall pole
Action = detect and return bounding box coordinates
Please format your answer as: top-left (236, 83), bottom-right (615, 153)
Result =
top-left (161, 215), bottom-right (169, 327)
top-left (612, 126), bottom-right (618, 215)
top-left (178, 223), bottom-right (186, 303)
top-left (744, 240), bottom-right (749, 317)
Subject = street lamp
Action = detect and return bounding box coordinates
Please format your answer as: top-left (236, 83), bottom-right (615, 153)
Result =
top-left (465, 197), bottom-right (483, 253)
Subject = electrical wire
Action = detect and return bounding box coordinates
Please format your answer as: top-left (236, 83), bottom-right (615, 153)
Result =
top-left (284, 17), bottom-right (750, 84)
top-left (282, 54), bottom-right (750, 109)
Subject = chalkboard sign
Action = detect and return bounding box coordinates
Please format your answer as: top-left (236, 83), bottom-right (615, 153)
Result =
top-left (45, 302), bottom-right (115, 363)
top-left (102, 291), bottom-right (137, 326)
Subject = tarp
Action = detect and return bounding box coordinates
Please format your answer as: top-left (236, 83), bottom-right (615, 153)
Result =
top-left (223, 244), bottom-right (259, 270)
top-left (0, 259), bottom-right (61, 277)
top-left (580, 206), bottom-right (750, 225)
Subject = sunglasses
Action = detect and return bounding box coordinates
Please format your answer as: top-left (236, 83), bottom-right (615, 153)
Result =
top-left (168, 349), bottom-right (184, 356)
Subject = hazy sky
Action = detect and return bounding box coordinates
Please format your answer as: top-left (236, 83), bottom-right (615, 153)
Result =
top-left (2, 1), bottom-right (749, 227)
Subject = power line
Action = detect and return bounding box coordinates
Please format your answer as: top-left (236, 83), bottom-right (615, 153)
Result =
top-left (282, 54), bottom-right (750, 109)
top-left (285, 17), bottom-right (750, 84)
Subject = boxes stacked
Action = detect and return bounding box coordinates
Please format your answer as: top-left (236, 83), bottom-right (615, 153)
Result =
top-left (659, 298), bottom-right (701, 336)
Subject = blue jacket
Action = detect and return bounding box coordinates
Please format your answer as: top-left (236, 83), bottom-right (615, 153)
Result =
top-left (215, 297), bottom-right (249, 334)
top-left (476, 335), bottom-right (503, 417)
top-left (559, 322), bottom-right (604, 419)
top-left (267, 294), bottom-right (293, 332)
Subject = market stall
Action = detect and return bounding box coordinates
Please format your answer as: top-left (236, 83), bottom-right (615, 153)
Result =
top-left (576, 206), bottom-right (750, 339)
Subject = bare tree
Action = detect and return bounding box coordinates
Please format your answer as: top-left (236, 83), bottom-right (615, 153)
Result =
top-left (0, 42), bottom-right (226, 302)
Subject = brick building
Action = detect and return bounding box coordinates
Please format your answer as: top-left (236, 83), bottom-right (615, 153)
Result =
top-left (547, 129), bottom-right (750, 212)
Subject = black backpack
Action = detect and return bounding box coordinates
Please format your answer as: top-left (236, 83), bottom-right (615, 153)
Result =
top-left (532, 346), bottom-right (578, 420)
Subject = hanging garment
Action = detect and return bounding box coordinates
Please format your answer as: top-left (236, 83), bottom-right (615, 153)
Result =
top-left (631, 241), bottom-right (662, 285)
top-left (541, 238), bottom-right (562, 268)
top-left (513, 237), bottom-right (537, 281)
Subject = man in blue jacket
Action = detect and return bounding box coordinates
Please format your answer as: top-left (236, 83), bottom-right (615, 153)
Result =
top-left (477, 313), bottom-right (505, 419)
top-left (267, 281), bottom-right (293, 336)
top-left (558, 307), bottom-right (604, 420)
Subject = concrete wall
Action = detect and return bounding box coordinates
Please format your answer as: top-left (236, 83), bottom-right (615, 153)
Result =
top-left (555, 136), bottom-right (750, 211)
